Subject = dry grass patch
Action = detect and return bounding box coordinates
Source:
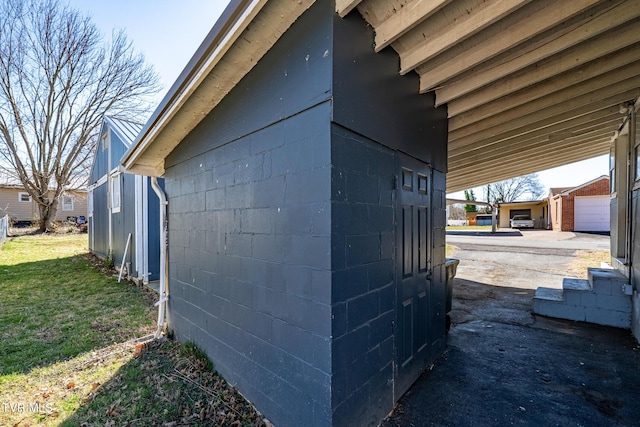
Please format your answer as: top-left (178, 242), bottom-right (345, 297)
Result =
top-left (567, 249), bottom-right (611, 279)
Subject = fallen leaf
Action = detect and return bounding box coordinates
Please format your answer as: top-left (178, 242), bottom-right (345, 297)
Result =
top-left (105, 404), bottom-right (121, 416)
top-left (66, 381), bottom-right (75, 389)
top-left (133, 343), bottom-right (145, 359)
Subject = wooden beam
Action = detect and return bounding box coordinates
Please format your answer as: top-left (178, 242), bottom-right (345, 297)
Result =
top-left (445, 24), bottom-right (640, 115)
top-left (449, 131), bottom-right (616, 170)
top-left (336, 0), bottom-right (363, 18)
top-left (398, 0), bottom-right (529, 72)
top-left (450, 119), bottom-right (616, 162)
top-left (449, 107), bottom-right (624, 154)
top-left (449, 76), bottom-right (640, 144)
top-left (450, 142), bottom-right (610, 179)
top-left (373, 0), bottom-right (452, 52)
top-left (435, 1), bottom-right (640, 104)
top-left (449, 116), bottom-right (619, 166)
top-left (416, 0), bottom-right (602, 92)
top-left (447, 145), bottom-right (609, 192)
top-left (449, 49), bottom-right (640, 131)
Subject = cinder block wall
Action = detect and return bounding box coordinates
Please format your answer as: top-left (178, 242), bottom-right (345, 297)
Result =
top-left (330, 129), bottom-right (396, 425)
top-left (329, 7), bottom-right (448, 426)
top-left (163, 2), bottom-right (335, 424)
top-left (165, 106), bottom-right (333, 425)
top-left (161, 1), bottom-right (449, 425)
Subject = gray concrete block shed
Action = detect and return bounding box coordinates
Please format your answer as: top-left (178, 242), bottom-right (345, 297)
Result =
top-left (118, 0), bottom-right (640, 425)
top-left (122, 1), bottom-right (448, 426)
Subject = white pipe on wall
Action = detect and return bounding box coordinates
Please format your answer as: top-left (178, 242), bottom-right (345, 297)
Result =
top-left (151, 177), bottom-right (168, 338)
top-left (118, 232), bottom-right (132, 283)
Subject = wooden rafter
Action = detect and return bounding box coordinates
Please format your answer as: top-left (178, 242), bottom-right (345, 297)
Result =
top-left (436, 1), bottom-right (640, 104)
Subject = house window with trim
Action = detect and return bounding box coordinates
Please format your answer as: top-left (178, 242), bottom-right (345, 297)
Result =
top-left (18, 192), bottom-right (32, 202)
top-left (610, 144), bottom-right (616, 193)
top-left (61, 194), bottom-right (74, 211)
top-left (111, 173), bottom-right (121, 213)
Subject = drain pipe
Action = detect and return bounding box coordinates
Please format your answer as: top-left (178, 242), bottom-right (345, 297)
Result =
top-left (151, 177), bottom-right (168, 338)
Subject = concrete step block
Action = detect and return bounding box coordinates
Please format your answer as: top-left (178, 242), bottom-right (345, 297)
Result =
top-left (562, 278), bottom-right (590, 291)
top-left (595, 293), bottom-right (632, 312)
top-left (584, 307), bottom-right (631, 329)
top-left (533, 297), bottom-right (586, 322)
top-left (534, 287), bottom-right (562, 302)
top-left (589, 268), bottom-right (630, 296)
top-left (564, 289), bottom-right (597, 308)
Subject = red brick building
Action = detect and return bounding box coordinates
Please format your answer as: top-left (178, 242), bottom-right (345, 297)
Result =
top-left (548, 176), bottom-right (610, 232)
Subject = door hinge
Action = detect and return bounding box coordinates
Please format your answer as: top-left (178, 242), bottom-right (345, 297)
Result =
top-left (393, 175), bottom-right (399, 190)
top-left (391, 319), bottom-right (395, 334)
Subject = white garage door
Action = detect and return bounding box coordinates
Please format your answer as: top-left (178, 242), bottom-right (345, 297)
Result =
top-left (574, 196), bottom-right (610, 232)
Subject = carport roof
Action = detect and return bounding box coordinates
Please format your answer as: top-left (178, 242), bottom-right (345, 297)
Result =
top-left (122, 0), bottom-right (639, 193)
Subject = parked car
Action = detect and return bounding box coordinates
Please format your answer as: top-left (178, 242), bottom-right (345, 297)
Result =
top-left (510, 215), bottom-right (534, 228)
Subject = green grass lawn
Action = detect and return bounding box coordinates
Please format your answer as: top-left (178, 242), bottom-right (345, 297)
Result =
top-left (0, 234), bottom-right (155, 376)
top-left (0, 234), bottom-right (265, 426)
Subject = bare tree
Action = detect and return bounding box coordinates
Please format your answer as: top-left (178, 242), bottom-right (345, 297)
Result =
top-left (0, 0), bottom-right (160, 231)
top-left (485, 173), bottom-right (546, 204)
top-left (448, 204), bottom-right (467, 220)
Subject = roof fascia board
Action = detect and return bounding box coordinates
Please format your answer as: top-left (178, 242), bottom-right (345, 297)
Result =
top-left (121, 0), bottom-right (266, 173)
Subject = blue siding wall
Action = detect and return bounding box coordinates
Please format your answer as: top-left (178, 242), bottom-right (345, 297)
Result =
top-left (91, 124), bottom-right (109, 183)
top-left (89, 119), bottom-right (163, 283)
top-left (110, 173), bottom-right (136, 271)
top-left (147, 178), bottom-right (163, 281)
top-left (91, 182), bottom-right (109, 258)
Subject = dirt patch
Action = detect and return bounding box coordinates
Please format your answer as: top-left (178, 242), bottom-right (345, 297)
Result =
top-left (450, 278), bottom-right (535, 327)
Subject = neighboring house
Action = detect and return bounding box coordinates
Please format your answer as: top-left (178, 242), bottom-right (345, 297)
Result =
top-left (88, 116), bottom-right (163, 284)
top-left (121, 2), bottom-right (448, 426)
top-left (548, 176), bottom-right (610, 232)
top-left (0, 184), bottom-right (87, 223)
top-left (498, 200), bottom-right (548, 229)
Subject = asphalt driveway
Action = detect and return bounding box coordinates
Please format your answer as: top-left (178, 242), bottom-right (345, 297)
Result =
top-left (381, 229), bottom-right (640, 426)
top-left (447, 230), bottom-right (610, 290)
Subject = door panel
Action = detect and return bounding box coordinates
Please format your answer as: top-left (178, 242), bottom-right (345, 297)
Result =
top-left (395, 152), bottom-right (432, 399)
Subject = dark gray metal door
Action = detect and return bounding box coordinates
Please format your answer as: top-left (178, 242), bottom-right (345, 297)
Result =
top-left (395, 152), bottom-right (432, 399)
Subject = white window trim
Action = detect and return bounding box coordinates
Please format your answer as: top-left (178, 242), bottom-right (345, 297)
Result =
top-left (111, 172), bottom-right (122, 213)
top-left (18, 191), bottom-right (32, 203)
top-left (61, 194), bottom-right (74, 211)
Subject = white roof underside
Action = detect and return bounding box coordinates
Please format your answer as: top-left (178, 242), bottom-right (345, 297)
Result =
top-left (123, 0), bottom-right (640, 193)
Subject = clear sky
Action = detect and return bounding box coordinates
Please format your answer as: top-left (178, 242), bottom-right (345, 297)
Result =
top-left (66, 0), bottom-right (231, 104)
top-left (65, 0), bottom-right (609, 195)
